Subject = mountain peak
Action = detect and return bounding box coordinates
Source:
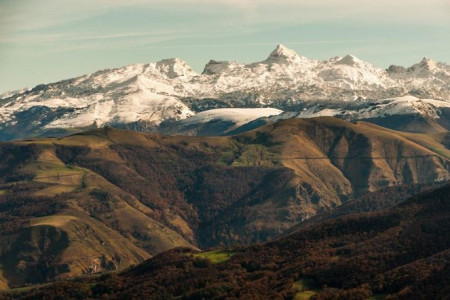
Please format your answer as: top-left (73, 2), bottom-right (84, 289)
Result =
top-left (418, 57), bottom-right (436, 70)
top-left (202, 60), bottom-right (235, 75)
top-left (265, 44), bottom-right (302, 65)
top-left (271, 44), bottom-right (294, 55)
top-left (335, 54), bottom-right (363, 66)
top-left (156, 58), bottom-right (197, 79)
top-left (403, 57), bottom-right (437, 75)
top-left (421, 57), bottom-right (433, 62)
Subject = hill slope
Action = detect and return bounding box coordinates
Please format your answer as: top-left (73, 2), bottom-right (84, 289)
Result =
top-left (0, 117), bottom-right (449, 288)
top-left (7, 183), bottom-right (450, 299)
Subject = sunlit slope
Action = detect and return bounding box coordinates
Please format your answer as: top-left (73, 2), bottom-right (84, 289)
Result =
top-left (0, 117), bottom-right (449, 287)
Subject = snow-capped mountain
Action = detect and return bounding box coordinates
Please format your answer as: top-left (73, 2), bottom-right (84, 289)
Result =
top-left (1, 44), bottom-right (450, 140)
top-left (159, 108), bottom-right (282, 136)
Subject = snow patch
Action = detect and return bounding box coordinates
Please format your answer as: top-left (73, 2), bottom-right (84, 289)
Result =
top-left (1, 45), bottom-right (450, 138)
top-left (182, 108), bottom-right (283, 128)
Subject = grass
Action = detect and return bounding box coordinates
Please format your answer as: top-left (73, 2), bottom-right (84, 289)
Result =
top-left (25, 162), bottom-right (84, 177)
top-left (295, 290), bottom-right (317, 300)
top-left (369, 294), bottom-right (387, 300)
top-left (19, 153), bottom-right (88, 196)
top-left (33, 185), bottom-right (78, 197)
top-left (292, 279), bottom-right (321, 300)
top-left (22, 161), bottom-right (87, 186)
top-left (400, 132), bottom-right (450, 160)
top-left (215, 140), bottom-right (281, 167)
top-left (231, 144), bottom-right (277, 167)
top-left (192, 250), bottom-right (235, 264)
top-left (216, 149), bottom-right (237, 166)
top-left (425, 145), bottom-right (450, 160)
top-left (30, 215), bottom-right (77, 228)
top-left (3, 283), bottom-right (49, 294)
top-left (0, 268), bottom-right (8, 290)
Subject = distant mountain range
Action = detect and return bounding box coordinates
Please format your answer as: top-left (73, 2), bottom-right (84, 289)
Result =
top-left (1, 45), bottom-right (450, 140)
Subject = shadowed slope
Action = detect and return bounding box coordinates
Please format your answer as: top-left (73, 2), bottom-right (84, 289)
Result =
top-left (9, 183), bottom-right (450, 299)
top-left (0, 117), bottom-right (449, 288)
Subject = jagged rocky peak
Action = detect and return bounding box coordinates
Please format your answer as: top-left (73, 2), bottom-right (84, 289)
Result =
top-left (414, 57), bottom-right (437, 71)
top-left (388, 58), bottom-right (438, 76)
top-left (264, 44), bottom-right (304, 65)
top-left (397, 57), bottom-right (439, 78)
top-left (156, 58), bottom-right (197, 79)
top-left (386, 64), bottom-right (407, 74)
top-left (202, 60), bottom-right (237, 75)
top-left (335, 54), bottom-right (364, 66)
top-left (0, 87), bottom-right (30, 99)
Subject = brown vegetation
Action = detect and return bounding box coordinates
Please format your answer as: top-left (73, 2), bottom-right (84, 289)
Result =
top-left (0, 117), bottom-right (449, 289)
top-left (5, 183), bottom-right (450, 299)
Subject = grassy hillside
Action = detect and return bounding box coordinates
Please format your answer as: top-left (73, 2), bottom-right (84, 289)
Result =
top-left (0, 140), bottom-right (192, 288)
top-left (0, 117), bottom-right (449, 288)
top-left (286, 181), bottom-right (447, 235)
top-left (6, 183), bottom-right (450, 299)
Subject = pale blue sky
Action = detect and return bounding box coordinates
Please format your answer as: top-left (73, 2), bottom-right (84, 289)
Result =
top-left (1, 0), bottom-right (450, 92)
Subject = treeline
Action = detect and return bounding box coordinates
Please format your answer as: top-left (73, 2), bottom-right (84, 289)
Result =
top-left (0, 144), bottom-right (39, 183)
top-left (0, 182), bottom-right (68, 235)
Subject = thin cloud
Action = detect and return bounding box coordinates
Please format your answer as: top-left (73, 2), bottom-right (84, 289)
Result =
top-left (2, 0), bottom-right (449, 32)
top-left (69, 30), bottom-right (190, 41)
top-left (72, 0), bottom-right (450, 18)
top-left (139, 38), bottom-right (387, 49)
top-left (0, 30), bottom-right (191, 45)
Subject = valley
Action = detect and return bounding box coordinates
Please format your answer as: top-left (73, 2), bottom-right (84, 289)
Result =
top-left (0, 117), bottom-right (449, 289)
top-left (3, 179), bottom-right (450, 299)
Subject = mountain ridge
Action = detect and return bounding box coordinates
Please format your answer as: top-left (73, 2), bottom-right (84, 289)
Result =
top-left (1, 44), bottom-right (450, 141)
top-left (0, 117), bottom-right (449, 288)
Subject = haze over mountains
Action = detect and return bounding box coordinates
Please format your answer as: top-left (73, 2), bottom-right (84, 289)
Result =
top-left (1, 45), bottom-right (450, 140)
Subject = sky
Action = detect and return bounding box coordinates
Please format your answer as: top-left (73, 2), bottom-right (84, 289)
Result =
top-left (1, 0), bottom-right (450, 93)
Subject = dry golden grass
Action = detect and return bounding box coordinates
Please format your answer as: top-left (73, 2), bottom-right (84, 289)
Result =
top-left (292, 279), bottom-right (321, 300)
top-left (164, 209), bottom-right (196, 242)
top-left (0, 269), bottom-right (8, 290)
top-left (33, 185), bottom-right (78, 197)
top-left (22, 154), bottom-right (87, 185)
top-left (56, 133), bottom-right (111, 148)
top-left (105, 204), bottom-right (196, 254)
top-left (27, 211), bottom-right (152, 279)
top-left (30, 215), bottom-right (78, 227)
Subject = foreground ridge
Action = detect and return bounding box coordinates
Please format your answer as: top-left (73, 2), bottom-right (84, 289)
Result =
top-left (5, 182), bottom-right (450, 299)
top-left (0, 118), bottom-right (449, 288)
